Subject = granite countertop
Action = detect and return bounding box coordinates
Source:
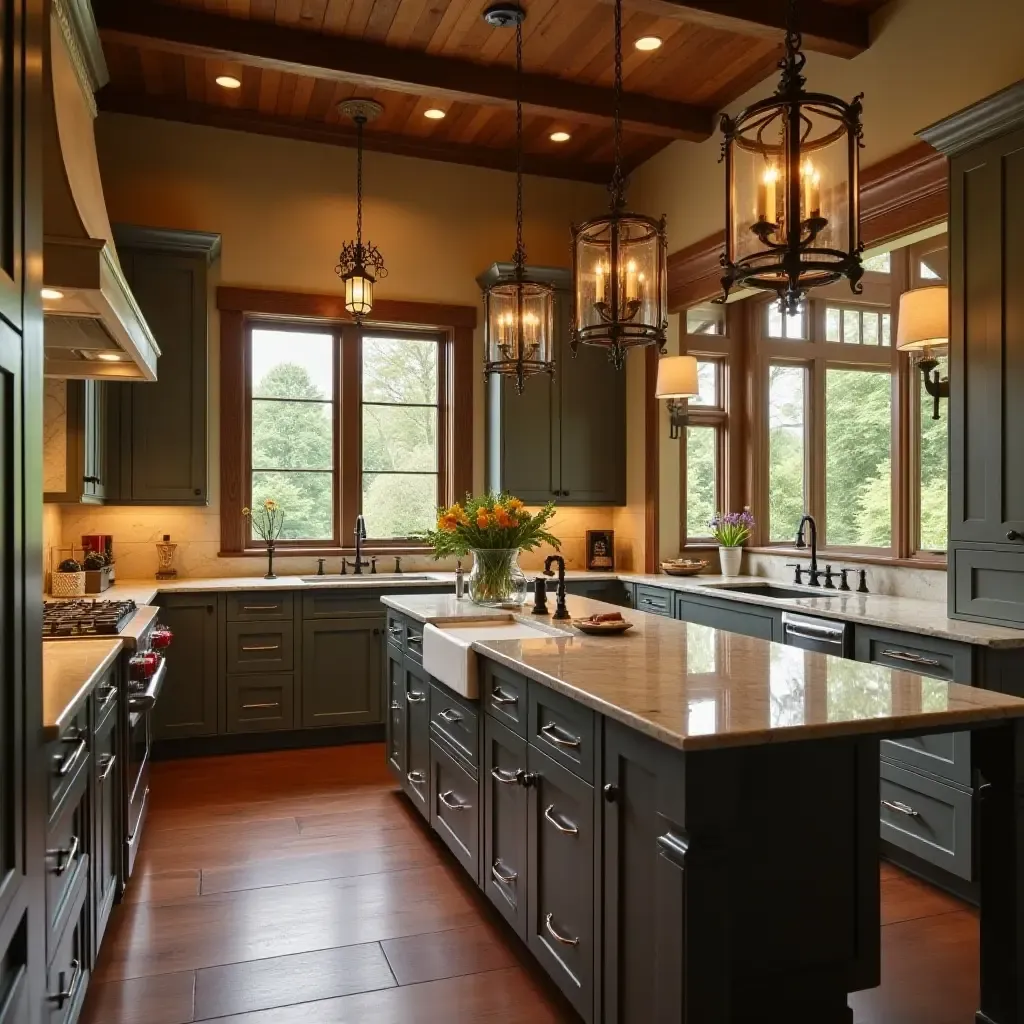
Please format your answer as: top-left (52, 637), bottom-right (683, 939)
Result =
top-left (43, 639), bottom-right (123, 740)
top-left (382, 592), bottom-right (1024, 752)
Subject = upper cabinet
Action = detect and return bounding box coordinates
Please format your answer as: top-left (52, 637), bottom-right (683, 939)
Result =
top-left (44, 378), bottom-right (109, 504)
top-left (922, 82), bottom-right (1024, 626)
top-left (481, 264), bottom-right (626, 506)
top-left (107, 226), bottom-right (220, 505)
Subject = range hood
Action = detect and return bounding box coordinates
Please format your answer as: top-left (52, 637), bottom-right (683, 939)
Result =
top-left (43, 1), bottom-right (159, 380)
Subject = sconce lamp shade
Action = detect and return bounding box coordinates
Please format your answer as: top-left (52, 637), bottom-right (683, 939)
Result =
top-left (655, 355), bottom-right (699, 399)
top-left (897, 286), bottom-right (948, 351)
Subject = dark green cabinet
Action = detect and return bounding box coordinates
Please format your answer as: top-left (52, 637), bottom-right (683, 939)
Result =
top-left (108, 227), bottom-right (219, 505)
top-left (44, 379), bottom-right (108, 504)
top-left (301, 618), bottom-right (384, 729)
top-left (154, 594), bottom-right (219, 741)
top-left (481, 263), bottom-right (626, 506)
top-left (429, 739), bottom-right (480, 882)
top-left (92, 695), bottom-right (120, 955)
top-left (385, 645), bottom-right (406, 781)
top-left (402, 662), bottom-right (431, 817)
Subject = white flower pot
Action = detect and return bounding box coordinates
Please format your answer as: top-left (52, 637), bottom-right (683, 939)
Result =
top-left (719, 546), bottom-right (743, 577)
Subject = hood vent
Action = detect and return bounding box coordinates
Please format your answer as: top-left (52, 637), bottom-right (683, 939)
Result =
top-left (43, 0), bottom-right (159, 380)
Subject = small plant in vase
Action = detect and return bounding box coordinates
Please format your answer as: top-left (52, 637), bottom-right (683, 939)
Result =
top-left (708, 508), bottom-right (754, 578)
top-left (426, 494), bottom-right (560, 606)
top-left (244, 499), bottom-right (285, 579)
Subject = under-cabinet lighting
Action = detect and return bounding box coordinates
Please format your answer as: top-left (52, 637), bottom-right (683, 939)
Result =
top-left (96, 352), bottom-right (123, 361)
top-left (42, 287), bottom-right (64, 300)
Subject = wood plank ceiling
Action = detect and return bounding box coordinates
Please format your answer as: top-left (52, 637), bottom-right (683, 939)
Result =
top-left (94, 0), bottom-right (887, 182)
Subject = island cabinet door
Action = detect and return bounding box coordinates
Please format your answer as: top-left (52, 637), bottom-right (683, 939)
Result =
top-left (92, 702), bottom-right (121, 956)
top-left (385, 646), bottom-right (406, 785)
top-left (154, 595), bottom-right (219, 740)
top-left (483, 717), bottom-right (529, 938)
top-left (527, 744), bottom-right (595, 1022)
top-left (300, 618), bottom-right (384, 729)
top-left (602, 720), bottom-right (686, 1024)
top-left (402, 663), bottom-right (431, 819)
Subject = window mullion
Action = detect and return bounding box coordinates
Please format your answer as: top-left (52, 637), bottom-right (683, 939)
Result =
top-left (809, 355), bottom-right (827, 547)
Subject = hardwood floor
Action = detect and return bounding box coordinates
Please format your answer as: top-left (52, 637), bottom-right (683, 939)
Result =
top-left (82, 745), bottom-right (980, 1024)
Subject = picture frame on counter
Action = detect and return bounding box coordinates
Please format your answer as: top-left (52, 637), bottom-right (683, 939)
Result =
top-left (586, 529), bottom-right (615, 571)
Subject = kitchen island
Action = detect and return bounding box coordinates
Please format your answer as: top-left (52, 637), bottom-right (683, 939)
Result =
top-left (382, 592), bottom-right (1024, 1023)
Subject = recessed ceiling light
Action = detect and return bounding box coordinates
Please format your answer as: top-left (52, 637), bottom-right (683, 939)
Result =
top-left (424, 108), bottom-right (446, 120)
top-left (96, 352), bottom-right (123, 362)
top-left (215, 75), bottom-right (242, 89)
top-left (634, 36), bottom-right (663, 51)
top-left (550, 131), bottom-right (571, 143)
top-left (41, 287), bottom-right (64, 300)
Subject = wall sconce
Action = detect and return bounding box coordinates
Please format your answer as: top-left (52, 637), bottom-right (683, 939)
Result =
top-left (897, 285), bottom-right (949, 420)
top-left (655, 355), bottom-right (698, 440)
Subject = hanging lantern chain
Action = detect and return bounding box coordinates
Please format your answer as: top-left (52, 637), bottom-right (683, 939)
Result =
top-left (513, 16), bottom-right (526, 276)
top-left (354, 114), bottom-right (365, 252)
top-left (609, 0), bottom-right (626, 211)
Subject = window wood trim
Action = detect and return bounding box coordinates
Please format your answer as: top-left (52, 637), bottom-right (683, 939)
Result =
top-left (218, 287), bottom-right (476, 556)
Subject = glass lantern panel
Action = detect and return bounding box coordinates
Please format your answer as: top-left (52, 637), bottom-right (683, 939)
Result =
top-left (730, 105), bottom-right (786, 267)
top-left (792, 102), bottom-right (851, 261)
top-left (486, 281), bottom-right (554, 368)
top-left (345, 274), bottom-right (373, 317)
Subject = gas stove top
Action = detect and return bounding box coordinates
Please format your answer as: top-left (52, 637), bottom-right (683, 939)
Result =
top-left (42, 598), bottom-right (138, 638)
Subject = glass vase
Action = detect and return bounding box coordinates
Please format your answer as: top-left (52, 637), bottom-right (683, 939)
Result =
top-left (468, 548), bottom-right (529, 607)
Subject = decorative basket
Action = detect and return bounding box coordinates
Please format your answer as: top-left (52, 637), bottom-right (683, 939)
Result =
top-left (51, 570), bottom-right (86, 597)
top-left (85, 564), bottom-right (114, 594)
top-left (660, 560), bottom-right (710, 577)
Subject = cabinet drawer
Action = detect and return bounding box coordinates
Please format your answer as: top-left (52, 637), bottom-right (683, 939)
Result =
top-left (483, 663), bottom-right (528, 737)
top-left (46, 880), bottom-right (90, 1024)
top-left (226, 675), bottom-right (295, 733)
top-left (675, 595), bottom-right (775, 640)
top-left (855, 625), bottom-right (973, 684)
top-left (303, 590), bottom-right (393, 620)
top-left (48, 706), bottom-right (90, 821)
top-left (880, 732), bottom-right (971, 789)
top-left (385, 608), bottom-right (406, 651)
top-left (226, 592), bottom-right (294, 622)
top-left (430, 739), bottom-right (480, 883)
top-left (879, 759), bottom-right (972, 880)
top-left (226, 621), bottom-right (294, 673)
top-left (953, 547), bottom-right (1024, 626)
top-left (430, 683), bottom-right (479, 768)
top-left (529, 684), bottom-right (595, 784)
top-left (404, 622), bottom-right (426, 666)
top-left (46, 765), bottom-right (90, 960)
top-left (635, 585), bottom-right (672, 617)
top-left (404, 664), bottom-right (431, 819)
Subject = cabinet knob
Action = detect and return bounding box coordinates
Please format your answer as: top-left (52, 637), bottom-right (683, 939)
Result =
top-left (194, 488), bottom-right (202, 496)
top-left (1008, 530), bottom-right (1023, 542)
top-left (519, 772), bottom-right (539, 788)
top-left (603, 783), bottom-right (619, 803)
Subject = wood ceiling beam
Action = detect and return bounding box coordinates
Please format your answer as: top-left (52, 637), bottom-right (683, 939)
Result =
top-left (598, 0), bottom-right (870, 59)
top-left (96, 90), bottom-right (619, 184)
top-left (93, 0), bottom-right (715, 140)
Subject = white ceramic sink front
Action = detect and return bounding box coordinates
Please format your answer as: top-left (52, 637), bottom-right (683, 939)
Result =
top-left (423, 619), bottom-right (570, 698)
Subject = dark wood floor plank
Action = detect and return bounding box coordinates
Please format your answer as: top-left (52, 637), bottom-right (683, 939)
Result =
top-left (124, 868), bottom-right (202, 904)
top-left (381, 922), bottom-right (519, 986)
top-left (879, 871), bottom-right (964, 926)
top-left (193, 942), bottom-right (397, 1020)
top-left (80, 970), bottom-right (196, 1024)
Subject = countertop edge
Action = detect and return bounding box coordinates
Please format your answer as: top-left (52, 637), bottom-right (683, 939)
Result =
top-left (43, 638), bottom-right (123, 740)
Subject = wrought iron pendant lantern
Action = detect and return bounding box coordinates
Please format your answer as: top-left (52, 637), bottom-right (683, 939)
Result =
top-left (570, 0), bottom-right (668, 370)
top-left (336, 99), bottom-right (387, 320)
top-left (482, 4), bottom-right (554, 395)
top-left (719, 0), bottom-right (865, 315)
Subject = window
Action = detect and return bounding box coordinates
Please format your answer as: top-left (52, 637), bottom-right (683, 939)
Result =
top-left (685, 303), bottom-right (725, 336)
top-left (862, 252), bottom-right (891, 274)
top-left (824, 306), bottom-right (891, 346)
top-left (917, 354), bottom-right (948, 552)
top-left (768, 365), bottom-right (806, 542)
top-left (767, 302), bottom-right (806, 339)
top-left (682, 357), bottom-right (726, 543)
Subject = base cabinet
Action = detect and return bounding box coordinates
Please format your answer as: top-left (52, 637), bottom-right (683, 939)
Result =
top-left (385, 645), bottom-right (406, 781)
top-left (403, 664), bottom-right (431, 818)
top-left (154, 594), bottom-right (219, 741)
top-left (301, 618), bottom-right (384, 729)
top-left (92, 697), bottom-right (120, 955)
top-left (429, 739), bottom-right (480, 883)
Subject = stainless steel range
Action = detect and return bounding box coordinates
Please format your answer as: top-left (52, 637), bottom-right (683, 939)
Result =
top-left (42, 598), bottom-right (173, 884)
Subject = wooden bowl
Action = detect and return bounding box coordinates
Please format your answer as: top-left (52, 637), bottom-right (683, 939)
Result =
top-left (660, 560), bottom-right (709, 577)
top-left (572, 618), bottom-right (634, 636)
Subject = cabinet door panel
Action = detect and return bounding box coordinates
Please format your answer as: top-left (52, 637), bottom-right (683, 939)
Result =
top-left (0, 0), bottom-right (23, 329)
top-left (385, 647), bottom-right (406, 784)
top-left (301, 618), bottom-right (383, 729)
top-left (153, 595), bottom-right (219, 740)
top-left (486, 371), bottom-right (557, 505)
top-left (403, 663), bottom-right (431, 818)
top-left (429, 739), bottom-right (480, 883)
top-left (93, 708), bottom-right (120, 954)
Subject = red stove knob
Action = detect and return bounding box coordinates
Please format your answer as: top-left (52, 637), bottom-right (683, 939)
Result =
top-left (150, 625), bottom-right (173, 650)
top-left (129, 650), bottom-right (159, 681)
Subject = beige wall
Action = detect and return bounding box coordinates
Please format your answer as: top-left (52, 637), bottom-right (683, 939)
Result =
top-left (54, 114), bottom-right (633, 579)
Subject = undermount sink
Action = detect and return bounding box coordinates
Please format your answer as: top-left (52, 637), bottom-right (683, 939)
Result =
top-left (299, 573), bottom-right (433, 584)
top-left (703, 583), bottom-right (826, 600)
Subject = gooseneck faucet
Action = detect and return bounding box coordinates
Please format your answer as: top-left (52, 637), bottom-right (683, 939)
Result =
top-left (348, 514), bottom-right (369, 575)
top-left (794, 514), bottom-right (820, 586)
top-left (543, 554), bottom-right (570, 620)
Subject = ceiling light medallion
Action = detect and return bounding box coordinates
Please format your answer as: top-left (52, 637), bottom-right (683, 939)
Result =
top-left (634, 36), bottom-right (663, 51)
top-left (424, 108), bottom-right (446, 120)
top-left (550, 131), bottom-right (571, 143)
top-left (335, 99), bottom-right (388, 321)
top-left (719, 0), bottom-right (865, 314)
top-left (570, 0), bottom-right (668, 369)
top-left (481, 3), bottom-right (555, 395)
top-left (215, 75), bottom-right (241, 89)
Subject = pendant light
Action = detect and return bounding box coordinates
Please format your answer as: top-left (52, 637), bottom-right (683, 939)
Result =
top-left (482, 4), bottom-right (555, 395)
top-left (719, 0), bottom-right (865, 314)
top-left (570, 0), bottom-right (668, 370)
top-left (336, 99), bottom-right (388, 320)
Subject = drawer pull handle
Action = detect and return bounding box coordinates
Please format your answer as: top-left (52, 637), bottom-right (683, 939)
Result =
top-left (54, 738), bottom-right (87, 779)
top-left (540, 722), bottom-right (582, 749)
top-left (388, 625), bottom-right (403, 638)
top-left (407, 633), bottom-right (424, 645)
top-left (881, 798), bottom-right (920, 818)
top-left (439, 789), bottom-right (470, 811)
top-left (880, 649), bottom-right (942, 668)
top-left (438, 708), bottom-right (463, 724)
top-left (98, 753), bottom-right (117, 783)
top-left (242, 702), bottom-right (280, 710)
top-left (48, 959), bottom-right (83, 1009)
top-left (97, 684), bottom-right (117, 710)
top-left (406, 691), bottom-right (427, 704)
top-left (544, 913), bottom-right (580, 947)
top-left (407, 770), bottom-right (427, 784)
top-left (491, 860), bottom-right (518, 886)
top-left (490, 767), bottom-right (522, 786)
top-left (243, 605), bottom-right (279, 611)
top-left (48, 835), bottom-right (79, 876)
top-left (544, 804), bottom-right (579, 835)
top-left (241, 644), bottom-right (280, 652)
top-left (390, 700), bottom-right (402, 711)
top-left (491, 686), bottom-right (518, 706)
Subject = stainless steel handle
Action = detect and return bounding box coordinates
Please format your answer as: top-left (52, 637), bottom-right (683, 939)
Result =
top-left (784, 623), bottom-right (844, 644)
top-left (407, 770), bottom-right (426, 784)
top-left (407, 633), bottom-right (423, 645)
top-left (242, 702), bottom-right (280, 710)
top-left (490, 767), bottom-right (522, 785)
top-left (880, 649), bottom-right (941, 668)
top-left (438, 708), bottom-right (462, 724)
top-left (49, 835), bottom-right (80, 876)
top-left (48, 959), bottom-right (83, 1009)
top-left (97, 684), bottom-right (116, 710)
top-left (243, 604), bottom-right (279, 611)
top-left (55, 738), bottom-right (87, 779)
top-left (491, 860), bottom-right (518, 885)
top-left (544, 913), bottom-right (579, 947)
top-left (390, 700), bottom-right (402, 710)
top-left (544, 804), bottom-right (579, 835)
top-left (540, 722), bottom-right (582, 749)
top-left (98, 753), bottom-right (116, 783)
top-left (129, 659), bottom-right (168, 712)
top-left (388, 625), bottom-right (403, 638)
top-left (881, 798), bottom-right (920, 817)
top-left (406, 691), bottom-right (427, 703)
top-left (439, 789), bottom-right (470, 811)
top-left (241, 644), bottom-right (280, 652)
top-left (491, 687), bottom-right (518, 705)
